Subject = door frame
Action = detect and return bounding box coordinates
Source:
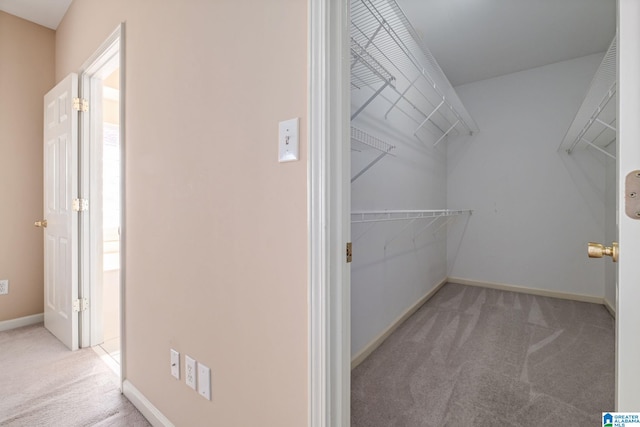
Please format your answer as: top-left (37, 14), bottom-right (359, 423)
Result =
top-left (308, 0), bottom-right (350, 425)
top-left (78, 23), bottom-right (126, 385)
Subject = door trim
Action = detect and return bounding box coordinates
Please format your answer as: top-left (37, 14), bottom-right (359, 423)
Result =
top-left (308, 1), bottom-right (350, 425)
top-left (77, 23), bottom-right (126, 387)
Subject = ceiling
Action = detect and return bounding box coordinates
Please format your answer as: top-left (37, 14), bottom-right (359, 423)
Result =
top-left (0, 0), bottom-right (71, 30)
top-left (1, 0), bottom-right (616, 87)
top-left (395, 0), bottom-right (616, 86)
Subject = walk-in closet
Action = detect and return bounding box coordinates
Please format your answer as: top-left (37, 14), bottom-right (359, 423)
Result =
top-left (349, 0), bottom-right (617, 424)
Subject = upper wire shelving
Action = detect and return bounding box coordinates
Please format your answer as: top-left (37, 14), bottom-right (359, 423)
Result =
top-left (559, 36), bottom-right (617, 160)
top-left (350, 0), bottom-right (479, 146)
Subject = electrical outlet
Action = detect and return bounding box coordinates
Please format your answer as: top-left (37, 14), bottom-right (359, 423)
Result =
top-left (185, 355), bottom-right (196, 390)
top-left (0, 280), bottom-right (8, 295)
top-left (170, 349), bottom-right (180, 380)
top-left (197, 362), bottom-right (211, 401)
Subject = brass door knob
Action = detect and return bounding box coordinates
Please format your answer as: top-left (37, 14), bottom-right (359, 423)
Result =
top-left (34, 220), bottom-right (47, 228)
top-left (588, 242), bottom-right (618, 262)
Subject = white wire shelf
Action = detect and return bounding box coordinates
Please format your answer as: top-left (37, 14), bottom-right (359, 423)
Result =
top-left (559, 36), bottom-right (617, 160)
top-left (351, 209), bottom-right (472, 224)
top-left (351, 209), bottom-right (473, 247)
top-left (351, 126), bottom-right (396, 182)
top-left (350, 0), bottom-right (479, 145)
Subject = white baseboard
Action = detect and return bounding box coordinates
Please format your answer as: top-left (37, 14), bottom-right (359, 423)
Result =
top-left (123, 380), bottom-right (174, 427)
top-left (351, 277), bottom-right (447, 369)
top-left (603, 298), bottom-right (616, 318)
top-left (448, 277), bottom-right (604, 305)
top-left (0, 313), bottom-right (43, 332)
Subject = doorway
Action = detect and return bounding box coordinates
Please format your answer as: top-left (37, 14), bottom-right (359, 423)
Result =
top-left (77, 27), bottom-right (124, 377)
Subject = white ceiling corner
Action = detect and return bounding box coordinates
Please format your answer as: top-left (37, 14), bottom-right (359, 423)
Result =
top-left (0, 0), bottom-right (72, 30)
top-left (395, 0), bottom-right (616, 87)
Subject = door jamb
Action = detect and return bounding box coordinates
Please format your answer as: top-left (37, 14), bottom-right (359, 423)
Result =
top-left (308, 1), bottom-right (350, 426)
top-left (77, 23), bottom-right (126, 387)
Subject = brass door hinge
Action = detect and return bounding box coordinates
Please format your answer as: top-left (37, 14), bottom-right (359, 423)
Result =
top-left (72, 97), bottom-right (89, 112)
top-left (73, 298), bottom-right (89, 313)
top-left (72, 198), bottom-right (89, 212)
top-left (346, 242), bottom-right (353, 263)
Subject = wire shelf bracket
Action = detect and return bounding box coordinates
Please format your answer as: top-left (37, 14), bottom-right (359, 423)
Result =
top-left (351, 126), bottom-right (396, 183)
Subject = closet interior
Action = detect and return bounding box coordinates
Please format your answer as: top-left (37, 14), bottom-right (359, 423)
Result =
top-left (349, 0), bottom-right (617, 373)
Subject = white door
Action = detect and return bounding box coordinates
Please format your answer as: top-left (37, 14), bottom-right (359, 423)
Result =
top-left (616, 0), bottom-right (640, 410)
top-left (42, 74), bottom-right (79, 351)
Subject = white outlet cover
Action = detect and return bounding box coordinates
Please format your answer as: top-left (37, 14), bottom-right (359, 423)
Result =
top-left (197, 362), bottom-right (211, 401)
top-left (170, 349), bottom-right (180, 380)
top-left (185, 355), bottom-right (197, 390)
top-left (278, 117), bottom-right (299, 162)
top-left (0, 280), bottom-right (8, 295)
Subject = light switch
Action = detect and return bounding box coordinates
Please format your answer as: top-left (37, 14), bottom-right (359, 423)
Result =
top-left (278, 118), bottom-right (299, 162)
top-left (170, 349), bottom-right (180, 380)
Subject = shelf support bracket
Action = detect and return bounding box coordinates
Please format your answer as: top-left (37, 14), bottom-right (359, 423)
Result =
top-left (351, 151), bottom-right (389, 183)
top-left (433, 216), bottom-right (457, 234)
top-left (595, 118), bottom-right (617, 132)
top-left (412, 216), bottom-right (442, 240)
top-left (351, 81), bottom-right (390, 120)
top-left (433, 120), bottom-right (460, 147)
top-left (384, 218), bottom-right (417, 249)
top-left (580, 137), bottom-right (616, 160)
top-left (413, 100), bottom-right (444, 137)
top-left (385, 75), bottom-right (420, 119)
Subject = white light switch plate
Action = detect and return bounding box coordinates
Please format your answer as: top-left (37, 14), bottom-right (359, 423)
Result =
top-left (170, 349), bottom-right (180, 380)
top-left (197, 363), bottom-right (211, 400)
top-left (278, 117), bottom-right (299, 162)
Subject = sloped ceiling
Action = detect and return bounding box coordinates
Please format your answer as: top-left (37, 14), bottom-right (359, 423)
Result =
top-left (0, 0), bottom-right (71, 30)
top-left (396, 0), bottom-right (616, 86)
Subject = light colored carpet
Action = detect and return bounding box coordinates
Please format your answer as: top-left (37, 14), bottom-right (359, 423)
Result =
top-left (0, 324), bottom-right (150, 426)
top-left (352, 283), bottom-right (615, 426)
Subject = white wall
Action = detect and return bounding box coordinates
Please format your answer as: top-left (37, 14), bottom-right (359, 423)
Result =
top-left (447, 53), bottom-right (609, 298)
top-left (350, 88), bottom-right (449, 358)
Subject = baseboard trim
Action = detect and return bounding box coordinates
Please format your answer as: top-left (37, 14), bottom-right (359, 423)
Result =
top-left (0, 313), bottom-right (44, 332)
top-left (123, 380), bottom-right (174, 427)
top-left (603, 298), bottom-right (616, 318)
top-left (448, 277), bottom-right (604, 305)
top-left (351, 277), bottom-right (447, 369)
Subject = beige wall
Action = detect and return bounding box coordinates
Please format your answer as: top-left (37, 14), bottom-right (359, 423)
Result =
top-left (56, 1), bottom-right (308, 425)
top-left (0, 12), bottom-right (54, 322)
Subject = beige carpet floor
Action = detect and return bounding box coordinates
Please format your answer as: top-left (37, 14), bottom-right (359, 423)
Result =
top-left (0, 323), bottom-right (150, 426)
top-left (352, 283), bottom-right (615, 426)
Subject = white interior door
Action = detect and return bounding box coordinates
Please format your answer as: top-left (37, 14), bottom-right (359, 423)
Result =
top-left (617, 0), bottom-right (640, 410)
top-left (43, 73), bottom-right (79, 351)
